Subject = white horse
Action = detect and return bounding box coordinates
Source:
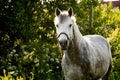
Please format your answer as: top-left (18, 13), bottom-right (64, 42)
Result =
top-left (54, 7), bottom-right (112, 80)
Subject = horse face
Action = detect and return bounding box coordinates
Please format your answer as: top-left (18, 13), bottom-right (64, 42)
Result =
top-left (54, 8), bottom-right (74, 50)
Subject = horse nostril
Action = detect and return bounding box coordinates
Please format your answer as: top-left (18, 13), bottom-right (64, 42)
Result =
top-left (59, 40), bottom-right (68, 46)
top-left (64, 40), bottom-right (67, 45)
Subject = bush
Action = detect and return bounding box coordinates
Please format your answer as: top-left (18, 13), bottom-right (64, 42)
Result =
top-left (109, 28), bottom-right (120, 80)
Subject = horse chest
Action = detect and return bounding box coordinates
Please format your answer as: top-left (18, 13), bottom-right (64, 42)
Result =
top-left (62, 54), bottom-right (84, 80)
top-left (62, 63), bottom-right (84, 80)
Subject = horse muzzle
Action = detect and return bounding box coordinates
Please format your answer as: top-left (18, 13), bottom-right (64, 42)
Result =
top-left (57, 32), bottom-right (69, 50)
top-left (59, 39), bottom-right (68, 50)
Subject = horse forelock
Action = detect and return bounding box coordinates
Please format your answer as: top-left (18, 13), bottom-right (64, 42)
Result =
top-left (54, 11), bottom-right (76, 24)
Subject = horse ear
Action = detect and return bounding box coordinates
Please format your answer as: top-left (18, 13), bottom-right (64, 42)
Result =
top-left (55, 7), bottom-right (61, 16)
top-left (68, 7), bottom-right (73, 17)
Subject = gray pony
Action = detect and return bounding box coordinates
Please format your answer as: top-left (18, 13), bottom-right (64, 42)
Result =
top-left (54, 7), bottom-right (112, 80)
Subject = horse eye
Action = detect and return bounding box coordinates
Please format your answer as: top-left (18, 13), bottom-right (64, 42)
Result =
top-left (56, 25), bottom-right (59, 27)
top-left (69, 24), bottom-right (72, 28)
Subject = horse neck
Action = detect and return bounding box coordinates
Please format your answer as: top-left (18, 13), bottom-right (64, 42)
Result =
top-left (72, 22), bottom-right (85, 51)
top-left (65, 23), bottom-right (85, 61)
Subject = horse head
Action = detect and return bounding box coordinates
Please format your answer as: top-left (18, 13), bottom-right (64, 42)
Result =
top-left (54, 7), bottom-right (76, 50)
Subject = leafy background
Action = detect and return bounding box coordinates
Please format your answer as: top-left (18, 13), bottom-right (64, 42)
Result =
top-left (0, 0), bottom-right (120, 80)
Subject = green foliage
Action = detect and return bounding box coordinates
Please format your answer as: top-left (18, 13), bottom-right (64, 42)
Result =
top-left (0, 0), bottom-right (120, 80)
top-left (93, 3), bottom-right (120, 37)
top-left (109, 28), bottom-right (120, 80)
